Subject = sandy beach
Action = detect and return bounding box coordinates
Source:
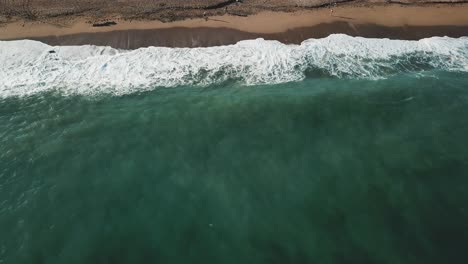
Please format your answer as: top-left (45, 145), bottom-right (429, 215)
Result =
top-left (1, 2), bottom-right (468, 48)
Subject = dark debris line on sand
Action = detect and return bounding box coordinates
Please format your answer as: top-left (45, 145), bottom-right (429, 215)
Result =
top-left (92, 21), bottom-right (117, 27)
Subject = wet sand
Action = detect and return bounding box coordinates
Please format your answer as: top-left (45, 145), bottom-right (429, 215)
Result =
top-left (20, 23), bottom-right (468, 49)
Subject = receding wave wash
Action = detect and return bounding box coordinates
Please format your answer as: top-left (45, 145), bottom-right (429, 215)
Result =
top-left (1, 35), bottom-right (468, 264)
top-left (1, 34), bottom-right (467, 97)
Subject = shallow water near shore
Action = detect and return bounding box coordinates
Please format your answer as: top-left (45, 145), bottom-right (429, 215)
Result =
top-left (1, 36), bottom-right (468, 263)
top-left (1, 72), bottom-right (468, 263)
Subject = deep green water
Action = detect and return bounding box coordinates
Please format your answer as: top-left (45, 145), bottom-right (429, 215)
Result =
top-left (1, 72), bottom-right (468, 263)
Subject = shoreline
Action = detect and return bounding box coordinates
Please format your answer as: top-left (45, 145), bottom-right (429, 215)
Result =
top-left (17, 24), bottom-right (468, 49)
top-left (1, 4), bottom-right (468, 48)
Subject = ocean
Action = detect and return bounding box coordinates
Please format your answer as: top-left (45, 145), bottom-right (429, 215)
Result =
top-left (1, 35), bottom-right (468, 263)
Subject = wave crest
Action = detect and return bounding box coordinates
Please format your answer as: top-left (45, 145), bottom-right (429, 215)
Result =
top-left (1, 34), bottom-right (467, 97)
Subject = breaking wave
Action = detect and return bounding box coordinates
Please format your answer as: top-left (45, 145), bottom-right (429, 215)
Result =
top-left (0, 34), bottom-right (467, 97)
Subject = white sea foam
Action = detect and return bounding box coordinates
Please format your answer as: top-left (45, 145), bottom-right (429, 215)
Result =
top-left (0, 34), bottom-right (467, 97)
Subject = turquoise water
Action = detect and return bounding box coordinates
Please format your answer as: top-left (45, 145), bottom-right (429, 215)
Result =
top-left (1, 72), bottom-right (468, 263)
